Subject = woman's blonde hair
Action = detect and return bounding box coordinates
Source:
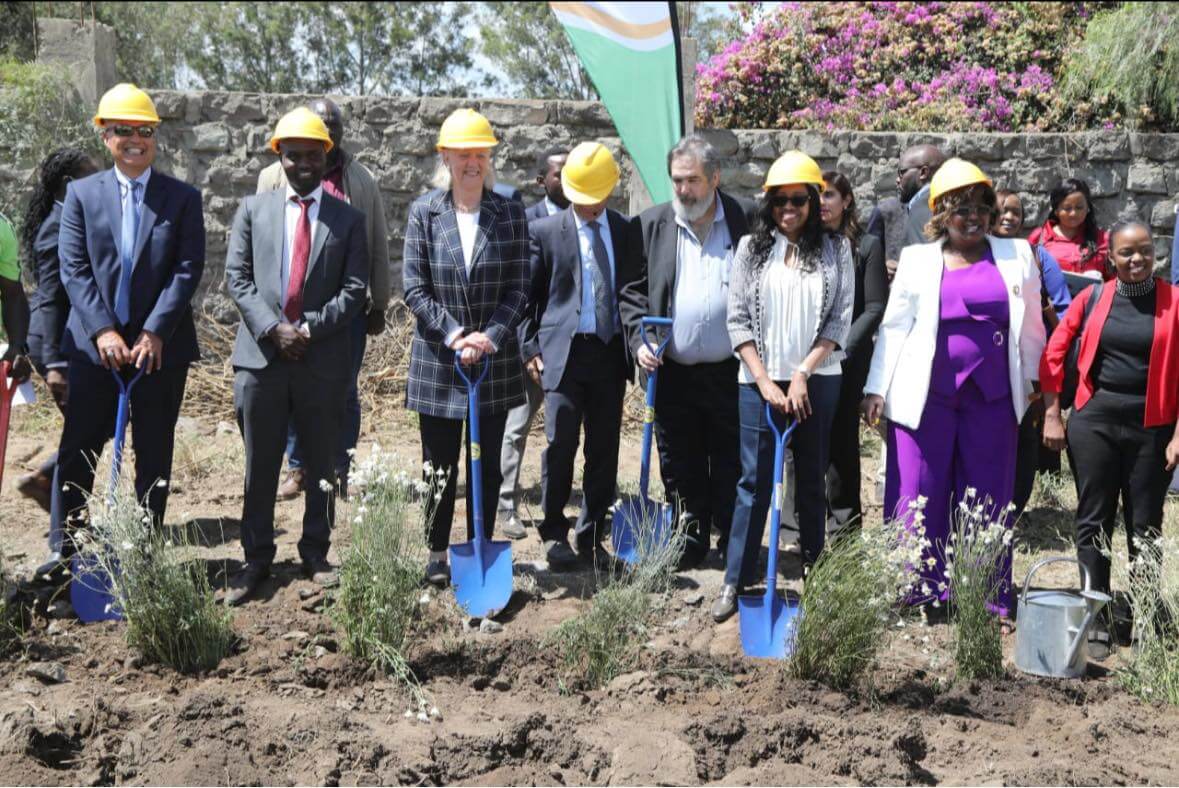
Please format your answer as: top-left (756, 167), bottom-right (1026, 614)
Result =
top-left (924, 182), bottom-right (998, 240)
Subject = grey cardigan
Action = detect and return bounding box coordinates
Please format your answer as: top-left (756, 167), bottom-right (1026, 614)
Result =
top-left (727, 232), bottom-right (855, 373)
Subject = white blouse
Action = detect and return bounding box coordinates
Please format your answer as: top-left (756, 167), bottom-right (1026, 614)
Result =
top-left (456, 209), bottom-right (480, 273)
top-left (739, 233), bottom-right (842, 384)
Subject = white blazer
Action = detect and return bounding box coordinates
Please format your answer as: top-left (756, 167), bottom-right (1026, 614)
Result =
top-left (863, 236), bottom-right (1047, 430)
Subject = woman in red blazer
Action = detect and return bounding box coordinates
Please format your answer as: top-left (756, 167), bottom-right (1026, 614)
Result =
top-left (1040, 220), bottom-right (1179, 657)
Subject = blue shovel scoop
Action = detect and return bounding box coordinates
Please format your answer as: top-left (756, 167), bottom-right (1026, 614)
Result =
top-left (72, 366), bottom-right (145, 623)
top-left (612, 316), bottom-right (675, 565)
top-left (738, 402), bottom-right (800, 659)
top-left (449, 354), bottom-right (513, 618)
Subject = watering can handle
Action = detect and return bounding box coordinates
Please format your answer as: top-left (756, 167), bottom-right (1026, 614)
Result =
top-left (640, 316), bottom-right (674, 359)
top-left (453, 353), bottom-right (491, 387)
top-left (1020, 556), bottom-right (1091, 603)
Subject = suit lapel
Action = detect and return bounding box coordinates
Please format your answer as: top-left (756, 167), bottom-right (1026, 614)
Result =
top-left (307, 194), bottom-right (336, 280)
top-left (989, 236), bottom-right (1026, 330)
top-left (434, 198), bottom-right (470, 291)
top-left (131, 174), bottom-right (166, 272)
top-left (468, 192), bottom-right (500, 279)
top-left (103, 170), bottom-right (123, 257)
top-left (261, 190), bottom-right (285, 304)
top-left (561, 208), bottom-right (581, 303)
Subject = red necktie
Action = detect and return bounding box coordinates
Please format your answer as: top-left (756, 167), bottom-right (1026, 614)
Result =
top-left (284, 196), bottom-right (314, 323)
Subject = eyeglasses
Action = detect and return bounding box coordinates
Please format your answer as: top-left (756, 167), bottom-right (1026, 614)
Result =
top-left (951, 204), bottom-right (995, 219)
top-left (108, 124), bottom-right (157, 139)
top-left (769, 194), bottom-right (810, 209)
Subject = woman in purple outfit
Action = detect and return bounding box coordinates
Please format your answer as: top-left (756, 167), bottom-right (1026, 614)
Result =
top-left (861, 159), bottom-right (1046, 625)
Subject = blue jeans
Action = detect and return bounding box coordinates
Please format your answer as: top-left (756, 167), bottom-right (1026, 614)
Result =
top-left (724, 376), bottom-right (840, 588)
top-left (288, 312), bottom-right (367, 474)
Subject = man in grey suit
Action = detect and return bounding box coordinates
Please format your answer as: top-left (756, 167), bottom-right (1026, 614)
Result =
top-left (223, 108), bottom-right (369, 605)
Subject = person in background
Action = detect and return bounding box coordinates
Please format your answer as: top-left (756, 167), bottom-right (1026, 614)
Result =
top-left (51, 84), bottom-right (205, 577)
top-left (524, 148), bottom-right (569, 221)
top-left (862, 159), bottom-right (1046, 627)
top-left (1041, 220), bottom-right (1179, 658)
top-left (620, 135), bottom-right (757, 568)
top-left (257, 97), bottom-right (390, 502)
top-left (992, 187), bottom-right (1071, 517)
top-left (866, 144), bottom-right (946, 282)
top-left (494, 147), bottom-right (570, 541)
top-left (224, 108), bottom-right (369, 605)
top-left (820, 171), bottom-right (886, 537)
top-left (403, 109), bottom-right (530, 588)
top-left (521, 142), bottom-right (639, 569)
top-left (15, 148), bottom-right (98, 514)
top-left (1028, 177), bottom-right (1110, 284)
top-left (712, 151), bottom-right (854, 623)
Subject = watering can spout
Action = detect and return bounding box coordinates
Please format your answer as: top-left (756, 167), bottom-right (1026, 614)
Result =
top-left (1065, 589), bottom-right (1113, 666)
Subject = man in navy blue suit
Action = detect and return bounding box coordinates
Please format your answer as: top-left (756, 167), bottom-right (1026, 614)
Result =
top-left (43, 83), bottom-right (205, 575)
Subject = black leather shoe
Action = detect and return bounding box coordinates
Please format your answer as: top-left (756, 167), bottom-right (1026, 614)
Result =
top-left (425, 559), bottom-right (450, 588)
top-left (543, 540), bottom-right (578, 570)
top-left (302, 556), bottom-right (339, 588)
top-left (577, 541), bottom-right (617, 573)
top-left (224, 563), bottom-right (271, 607)
top-left (34, 551), bottom-right (71, 583)
top-left (711, 584), bottom-right (739, 623)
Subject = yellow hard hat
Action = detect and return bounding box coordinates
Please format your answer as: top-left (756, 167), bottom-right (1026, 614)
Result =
top-left (93, 83), bottom-right (160, 127)
top-left (269, 107), bottom-right (334, 154)
top-left (928, 158), bottom-right (992, 210)
top-left (436, 108), bottom-right (498, 150)
top-left (561, 141), bottom-right (620, 205)
top-left (763, 150), bottom-right (825, 191)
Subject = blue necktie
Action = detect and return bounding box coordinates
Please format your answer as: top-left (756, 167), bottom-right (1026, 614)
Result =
top-left (587, 220), bottom-right (615, 343)
top-left (115, 180), bottom-right (141, 326)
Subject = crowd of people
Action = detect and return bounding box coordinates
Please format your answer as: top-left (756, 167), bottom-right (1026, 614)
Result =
top-left (4, 85), bottom-right (1177, 653)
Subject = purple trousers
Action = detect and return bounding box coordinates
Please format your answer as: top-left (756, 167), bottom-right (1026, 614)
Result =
top-left (885, 380), bottom-right (1018, 616)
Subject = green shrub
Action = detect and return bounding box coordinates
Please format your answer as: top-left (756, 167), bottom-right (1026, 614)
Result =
top-left (946, 491), bottom-right (1010, 681)
top-left (790, 505), bottom-right (928, 691)
top-left (1114, 525), bottom-right (1179, 705)
top-left (0, 553), bottom-right (24, 656)
top-left (547, 494), bottom-right (684, 691)
top-left (332, 446), bottom-right (436, 702)
top-left (79, 483), bottom-right (235, 673)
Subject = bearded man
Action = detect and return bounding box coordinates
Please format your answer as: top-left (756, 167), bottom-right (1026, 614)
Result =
top-left (618, 135), bottom-right (758, 569)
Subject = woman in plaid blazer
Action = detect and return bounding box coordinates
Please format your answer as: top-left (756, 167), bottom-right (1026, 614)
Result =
top-left (403, 108), bottom-right (530, 587)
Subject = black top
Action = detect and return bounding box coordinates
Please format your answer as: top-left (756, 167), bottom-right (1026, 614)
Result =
top-left (845, 232), bottom-right (887, 364)
top-left (1093, 289), bottom-right (1155, 396)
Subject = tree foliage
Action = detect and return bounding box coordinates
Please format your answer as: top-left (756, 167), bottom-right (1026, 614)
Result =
top-left (478, 1), bottom-right (596, 100)
top-left (1060, 2), bottom-right (1179, 130)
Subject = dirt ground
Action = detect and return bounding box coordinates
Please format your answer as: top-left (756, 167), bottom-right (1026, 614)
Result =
top-left (2, 378), bottom-right (1179, 786)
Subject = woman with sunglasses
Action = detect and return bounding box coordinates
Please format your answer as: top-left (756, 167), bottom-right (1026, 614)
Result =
top-left (1041, 221), bottom-right (1179, 658)
top-left (862, 159), bottom-right (1046, 625)
top-left (711, 151), bottom-right (854, 622)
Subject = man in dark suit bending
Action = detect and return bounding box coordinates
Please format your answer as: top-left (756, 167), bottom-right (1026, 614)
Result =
top-left (520, 142), bottom-right (641, 569)
top-left (223, 107), bottom-right (369, 605)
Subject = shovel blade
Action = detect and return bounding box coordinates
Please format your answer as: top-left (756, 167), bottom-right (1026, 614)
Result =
top-left (449, 539), bottom-right (513, 618)
top-left (612, 496), bottom-right (676, 566)
top-left (738, 592), bottom-right (799, 660)
top-left (70, 554), bottom-right (123, 623)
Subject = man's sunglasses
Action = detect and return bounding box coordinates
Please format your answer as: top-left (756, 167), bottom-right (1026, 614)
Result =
top-left (768, 193), bottom-right (810, 209)
top-left (108, 124), bottom-right (157, 139)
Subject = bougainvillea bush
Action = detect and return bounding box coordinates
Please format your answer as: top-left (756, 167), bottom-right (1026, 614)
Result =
top-left (696, 1), bottom-right (1114, 132)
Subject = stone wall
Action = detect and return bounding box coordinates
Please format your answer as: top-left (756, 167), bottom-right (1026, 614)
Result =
top-left (10, 90), bottom-right (1179, 315)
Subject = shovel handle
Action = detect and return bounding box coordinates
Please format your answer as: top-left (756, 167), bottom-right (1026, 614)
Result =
top-left (640, 316), bottom-right (674, 360)
top-left (453, 353), bottom-right (490, 387)
top-left (763, 402), bottom-right (798, 446)
top-left (0, 361), bottom-right (14, 491)
top-left (1020, 556), bottom-right (1090, 604)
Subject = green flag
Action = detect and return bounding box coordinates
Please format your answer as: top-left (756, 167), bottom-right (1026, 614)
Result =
top-left (550, 2), bottom-right (683, 204)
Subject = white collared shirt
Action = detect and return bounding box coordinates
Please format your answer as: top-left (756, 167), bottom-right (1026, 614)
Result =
top-left (113, 165), bottom-right (151, 224)
top-left (455, 208), bottom-right (481, 274)
top-left (670, 192), bottom-right (734, 365)
top-left (281, 184), bottom-right (323, 311)
top-left (573, 209), bottom-right (617, 336)
top-left (544, 196), bottom-right (562, 218)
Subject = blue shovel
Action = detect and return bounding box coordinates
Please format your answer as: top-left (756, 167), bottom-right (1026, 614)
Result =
top-left (449, 354), bottom-right (513, 618)
top-left (72, 367), bottom-right (144, 623)
top-left (612, 316), bottom-right (675, 565)
top-left (738, 402), bottom-right (800, 659)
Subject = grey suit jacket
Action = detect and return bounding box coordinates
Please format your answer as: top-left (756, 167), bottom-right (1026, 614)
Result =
top-left (225, 189), bottom-right (369, 380)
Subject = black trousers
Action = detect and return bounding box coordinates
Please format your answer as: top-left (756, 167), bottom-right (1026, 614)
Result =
top-left (653, 356), bottom-right (740, 559)
top-left (50, 360), bottom-right (188, 552)
top-left (235, 362), bottom-right (344, 567)
top-left (1011, 398), bottom-right (1045, 518)
top-left (1066, 390), bottom-right (1174, 595)
top-left (826, 351), bottom-right (870, 535)
top-left (420, 410), bottom-right (508, 554)
top-left (539, 335), bottom-right (626, 547)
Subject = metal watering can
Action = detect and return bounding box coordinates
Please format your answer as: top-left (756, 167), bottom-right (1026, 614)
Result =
top-left (1014, 557), bottom-right (1112, 679)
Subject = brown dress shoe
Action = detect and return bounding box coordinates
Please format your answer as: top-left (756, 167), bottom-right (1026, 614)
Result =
top-left (16, 472), bottom-right (52, 513)
top-left (276, 468), bottom-right (305, 501)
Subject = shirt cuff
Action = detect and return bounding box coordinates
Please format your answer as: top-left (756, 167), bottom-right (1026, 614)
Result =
top-left (445, 326), bottom-right (464, 348)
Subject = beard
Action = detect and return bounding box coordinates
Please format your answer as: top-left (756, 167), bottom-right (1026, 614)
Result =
top-left (673, 192), bottom-right (714, 223)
